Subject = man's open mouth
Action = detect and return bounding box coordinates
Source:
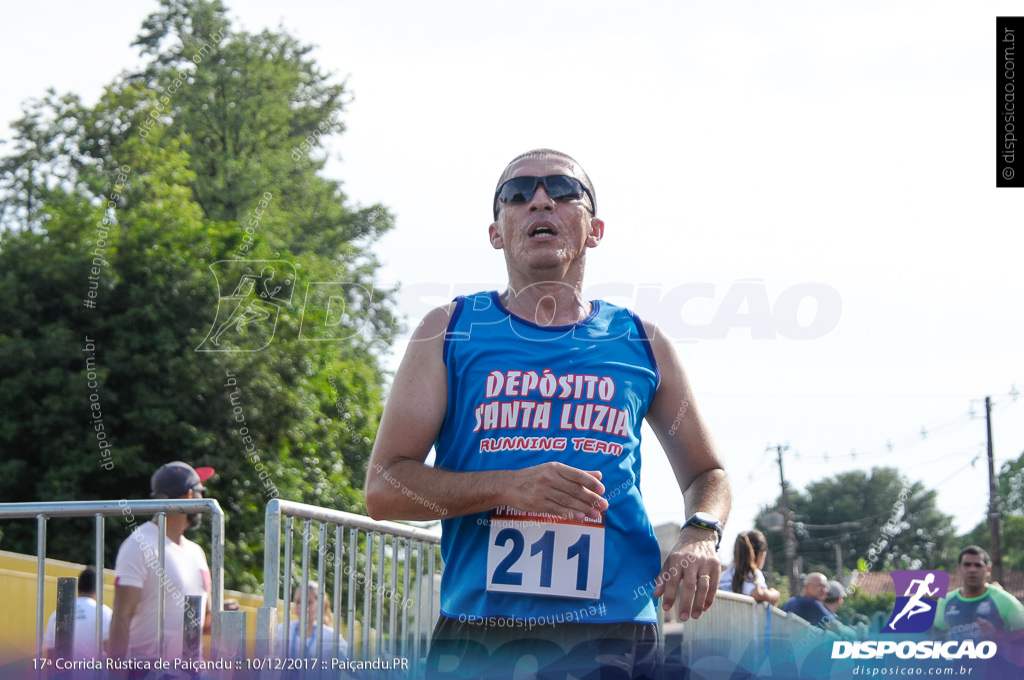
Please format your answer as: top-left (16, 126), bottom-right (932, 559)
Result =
top-left (529, 223), bottom-right (558, 238)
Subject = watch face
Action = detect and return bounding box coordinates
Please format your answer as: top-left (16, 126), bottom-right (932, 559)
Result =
top-left (693, 512), bottom-right (720, 528)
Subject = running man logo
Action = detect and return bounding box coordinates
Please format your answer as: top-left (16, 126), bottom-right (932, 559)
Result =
top-left (196, 261), bottom-right (296, 352)
top-left (883, 569), bottom-right (949, 634)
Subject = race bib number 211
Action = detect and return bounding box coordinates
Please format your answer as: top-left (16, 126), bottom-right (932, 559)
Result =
top-left (485, 506), bottom-right (604, 600)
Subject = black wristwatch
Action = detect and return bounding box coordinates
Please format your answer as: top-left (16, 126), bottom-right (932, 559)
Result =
top-left (682, 512), bottom-right (724, 550)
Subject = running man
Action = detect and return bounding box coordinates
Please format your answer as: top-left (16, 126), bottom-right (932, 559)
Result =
top-left (934, 546), bottom-right (1024, 642)
top-left (365, 149), bottom-right (731, 678)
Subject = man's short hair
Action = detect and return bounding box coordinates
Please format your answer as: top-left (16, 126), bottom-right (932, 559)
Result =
top-left (494, 149), bottom-right (597, 217)
top-left (78, 566), bottom-right (97, 594)
top-left (958, 545), bottom-right (991, 566)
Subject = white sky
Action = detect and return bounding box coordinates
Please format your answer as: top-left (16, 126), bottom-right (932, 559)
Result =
top-left (3, 1), bottom-right (1023, 569)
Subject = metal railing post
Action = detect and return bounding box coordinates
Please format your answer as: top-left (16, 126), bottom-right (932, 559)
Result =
top-left (94, 513), bottom-right (105, 661)
top-left (300, 519), bottom-right (312, 655)
top-left (156, 512), bottom-right (166, 659)
top-left (183, 594), bottom-right (203, 659)
top-left (401, 538), bottom-right (411, 661)
top-left (54, 577), bottom-right (78, 660)
top-left (363, 532), bottom-right (372, 657)
top-left (375, 532), bottom-right (385, 656)
top-left (210, 502), bottom-right (225, 617)
top-left (283, 516), bottom-right (294, 657)
top-left (333, 525), bottom-right (343, 660)
top-left (35, 514), bottom-right (46, 661)
top-left (347, 528), bottom-right (357, 656)
top-left (414, 541), bottom-right (424, 672)
top-left (263, 498), bottom-right (282, 609)
top-left (258, 498), bottom-right (282, 660)
top-left (316, 522), bottom-right (327, 658)
top-left (428, 544), bottom-right (437, 634)
top-left (389, 536), bottom-right (398, 657)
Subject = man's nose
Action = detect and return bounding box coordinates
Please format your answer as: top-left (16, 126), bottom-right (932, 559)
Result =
top-left (528, 183), bottom-right (555, 211)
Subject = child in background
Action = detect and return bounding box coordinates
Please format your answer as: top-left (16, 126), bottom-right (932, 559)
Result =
top-left (719, 530), bottom-right (781, 605)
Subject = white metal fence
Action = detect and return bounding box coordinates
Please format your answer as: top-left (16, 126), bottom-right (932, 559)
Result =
top-left (258, 499), bottom-right (442, 674)
top-left (0, 499), bottom-right (225, 660)
top-left (673, 590), bottom-right (827, 673)
top-left (7, 498), bottom-right (827, 676)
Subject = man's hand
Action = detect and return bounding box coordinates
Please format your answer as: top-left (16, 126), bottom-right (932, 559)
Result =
top-left (506, 463), bottom-right (608, 521)
top-left (977, 616), bottom-right (996, 639)
top-left (652, 526), bottom-right (720, 622)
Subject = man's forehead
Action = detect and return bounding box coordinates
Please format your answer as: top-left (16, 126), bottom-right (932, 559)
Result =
top-left (506, 155), bottom-right (580, 179)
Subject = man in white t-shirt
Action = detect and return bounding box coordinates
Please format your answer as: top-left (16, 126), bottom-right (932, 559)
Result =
top-left (44, 566), bottom-right (112, 659)
top-left (108, 462), bottom-right (215, 662)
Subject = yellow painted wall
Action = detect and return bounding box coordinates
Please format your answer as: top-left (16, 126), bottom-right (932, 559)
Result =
top-left (0, 551), bottom-right (366, 660)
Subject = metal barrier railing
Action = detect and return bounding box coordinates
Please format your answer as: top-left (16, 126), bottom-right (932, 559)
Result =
top-left (0, 499), bottom-right (225, 661)
top-left (260, 499), bottom-right (441, 673)
top-left (679, 590), bottom-right (826, 669)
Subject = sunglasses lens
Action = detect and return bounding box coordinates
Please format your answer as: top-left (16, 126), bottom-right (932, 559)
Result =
top-left (498, 177), bottom-right (538, 204)
top-left (543, 176), bottom-right (585, 201)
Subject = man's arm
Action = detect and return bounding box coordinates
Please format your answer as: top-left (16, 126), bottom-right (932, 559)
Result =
top-left (107, 585), bottom-right (142, 660)
top-left (980, 587), bottom-right (1024, 642)
top-left (643, 322), bottom-right (731, 622)
top-left (365, 305), bottom-right (608, 522)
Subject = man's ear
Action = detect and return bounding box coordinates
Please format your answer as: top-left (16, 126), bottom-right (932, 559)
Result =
top-left (489, 222), bottom-right (504, 249)
top-left (586, 218), bottom-right (605, 248)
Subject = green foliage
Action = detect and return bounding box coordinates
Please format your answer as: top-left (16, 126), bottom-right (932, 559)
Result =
top-left (951, 450), bottom-right (1024, 573)
top-left (0, 0), bottom-right (397, 593)
top-left (956, 515), bottom-right (1024, 572)
top-left (757, 468), bottom-right (956, 577)
top-left (999, 450), bottom-right (1024, 517)
top-left (765, 571), bottom-right (791, 605)
top-left (840, 589), bottom-right (895, 625)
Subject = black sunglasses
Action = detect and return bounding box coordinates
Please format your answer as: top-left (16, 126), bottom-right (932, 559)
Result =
top-left (493, 175), bottom-right (595, 220)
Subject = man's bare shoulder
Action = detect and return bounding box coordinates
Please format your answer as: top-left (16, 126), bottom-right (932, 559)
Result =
top-left (408, 301), bottom-right (460, 344)
top-left (630, 314), bottom-right (675, 360)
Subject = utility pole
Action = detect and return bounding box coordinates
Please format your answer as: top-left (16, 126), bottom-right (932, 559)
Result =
top-left (986, 396), bottom-right (1004, 584)
top-left (770, 444), bottom-right (800, 597)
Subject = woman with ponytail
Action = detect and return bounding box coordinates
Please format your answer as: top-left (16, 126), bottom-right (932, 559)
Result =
top-left (718, 530), bottom-right (780, 605)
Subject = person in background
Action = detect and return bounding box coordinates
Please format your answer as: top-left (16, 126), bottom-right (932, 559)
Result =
top-left (44, 566), bottom-right (112, 660)
top-left (275, 581), bottom-right (349, 660)
top-left (109, 462), bottom-right (215, 662)
top-left (780, 572), bottom-right (836, 629)
top-left (933, 545), bottom-right (1024, 643)
top-left (823, 580), bottom-right (860, 639)
top-left (718, 530), bottom-right (779, 605)
top-left (823, 580), bottom-right (844, 614)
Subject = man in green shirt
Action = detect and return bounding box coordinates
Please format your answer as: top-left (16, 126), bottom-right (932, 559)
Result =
top-left (933, 546), bottom-right (1024, 643)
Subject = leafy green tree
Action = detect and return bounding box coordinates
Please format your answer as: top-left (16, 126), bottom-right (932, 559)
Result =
top-left (0, 0), bottom-right (396, 594)
top-left (998, 449), bottom-right (1024, 517)
top-left (957, 516), bottom-right (1024, 572)
top-left (840, 590), bottom-right (895, 628)
top-left (756, 468), bottom-right (956, 578)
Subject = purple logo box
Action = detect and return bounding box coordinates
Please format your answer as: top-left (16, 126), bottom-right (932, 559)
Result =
top-left (883, 569), bottom-right (950, 633)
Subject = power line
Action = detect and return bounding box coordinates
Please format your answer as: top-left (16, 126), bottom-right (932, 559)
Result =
top-left (793, 381), bottom-right (1021, 464)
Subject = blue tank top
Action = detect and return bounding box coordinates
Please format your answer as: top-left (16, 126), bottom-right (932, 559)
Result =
top-left (436, 291), bottom-right (663, 623)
